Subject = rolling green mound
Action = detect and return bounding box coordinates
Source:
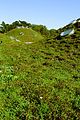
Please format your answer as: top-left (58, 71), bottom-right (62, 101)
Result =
top-left (6, 28), bottom-right (44, 43)
top-left (0, 21), bottom-right (80, 119)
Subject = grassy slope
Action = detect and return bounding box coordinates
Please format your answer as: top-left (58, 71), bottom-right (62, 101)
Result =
top-left (6, 28), bottom-right (44, 43)
top-left (0, 28), bottom-right (80, 119)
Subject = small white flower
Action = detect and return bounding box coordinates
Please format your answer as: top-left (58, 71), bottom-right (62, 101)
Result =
top-left (40, 97), bottom-right (43, 99)
top-left (0, 70), bottom-right (2, 73)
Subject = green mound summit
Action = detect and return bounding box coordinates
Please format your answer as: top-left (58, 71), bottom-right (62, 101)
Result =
top-left (6, 28), bottom-right (43, 43)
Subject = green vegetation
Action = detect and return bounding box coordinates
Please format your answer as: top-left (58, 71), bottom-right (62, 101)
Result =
top-left (0, 19), bottom-right (80, 120)
top-left (6, 28), bottom-right (44, 43)
top-left (0, 20), bottom-right (50, 38)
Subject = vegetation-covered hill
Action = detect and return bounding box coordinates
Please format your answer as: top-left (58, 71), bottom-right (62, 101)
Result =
top-left (6, 28), bottom-right (44, 43)
top-left (0, 19), bottom-right (80, 120)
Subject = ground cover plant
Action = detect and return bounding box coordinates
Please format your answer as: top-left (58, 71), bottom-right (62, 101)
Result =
top-left (0, 21), bottom-right (80, 120)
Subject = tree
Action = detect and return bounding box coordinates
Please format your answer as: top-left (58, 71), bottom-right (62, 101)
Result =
top-left (49, 29), bottom-right (58, 37)
top-left (12, 21), bottom-right (20, 29)
top-left (19, 20), bottom-right (27, 27)
top-left (1, 21), bottom-right (7, 33)
top-left (31, 24), bottom-right (50, 37)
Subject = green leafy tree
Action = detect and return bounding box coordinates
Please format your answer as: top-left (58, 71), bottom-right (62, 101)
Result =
top-left (31, 24), bottom-right (50, 37)
top-left (49, 29), bottom-right (58, 37)
top-left (12, 21), bottom-right (20, 29)
top-left (1, 21), bottom-right (7, 33)
top-left (19, 20), bottom-right (27, 27)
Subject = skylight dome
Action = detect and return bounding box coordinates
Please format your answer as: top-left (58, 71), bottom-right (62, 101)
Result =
top-left (60, 29), bottom-right (74, 37)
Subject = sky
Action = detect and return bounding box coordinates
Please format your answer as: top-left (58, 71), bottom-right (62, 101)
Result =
top-left (0, 0), bottom-right (80, 29)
